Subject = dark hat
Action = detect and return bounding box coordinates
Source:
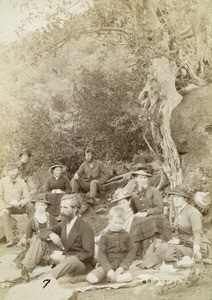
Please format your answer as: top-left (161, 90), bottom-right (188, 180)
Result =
top-left (167, 187), bottom-right (192, 199)
top-left (7, 163), bottom-right (20, 171)
top-left (19, 149), bottom-right (31, 157)
top-left (49, 164), bottom-right (66, 173)
top-left (32, 193), bottom-right (51, 205)
top-left (132, 170), bottom-right (152, 177)
top-left (61, 194), bottom-right (82, 209)
top-left (111, 194), bottom-right (132, 203)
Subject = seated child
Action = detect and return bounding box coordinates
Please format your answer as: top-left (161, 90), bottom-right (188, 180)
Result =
top-left (87, 206), bottom-right (136, 284)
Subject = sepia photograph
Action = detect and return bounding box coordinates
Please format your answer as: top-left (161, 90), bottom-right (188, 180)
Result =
top-left (0, 0), bottom-right (212, 299)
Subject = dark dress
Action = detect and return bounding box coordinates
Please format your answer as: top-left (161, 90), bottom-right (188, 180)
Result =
top-left (130, 186), bottom-right (172, 257)
top-left (44, 175), bottom-right (71, 216)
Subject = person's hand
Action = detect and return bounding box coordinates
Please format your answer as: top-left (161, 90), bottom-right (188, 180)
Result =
top-left (10, 199), bottom-right (20, 208)
top-left (168, 237), bottom-right (180, 245)
top-left (74, 173), bottom-right (79, 180)
top-left (106, 269), bottom-right (116, 282)
top-left (115, 267), bottom-right (124, 276)
top-left (193, 245), bottom-right (202, 262)
top-left (20, 199), bottom-right (28, 208)
top-left (49, 233), bottom-right (61, 246)
top-left (93, 179), bottom-right (99, 184)
top-left (135, 212), bottom-right (147, 217)
top-left (55, 189), bottom-right (62, 194)
top-left (51, 189), bottom-right (56, 194)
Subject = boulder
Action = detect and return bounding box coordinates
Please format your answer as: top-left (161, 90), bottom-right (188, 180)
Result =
top-left (171, 86), bottom-right (212, 192)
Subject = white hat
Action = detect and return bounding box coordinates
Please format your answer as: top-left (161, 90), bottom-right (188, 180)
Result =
top-left (132, 170), bottom-right (152, 177)
top-left (194, 192), bottom-right (211, 209)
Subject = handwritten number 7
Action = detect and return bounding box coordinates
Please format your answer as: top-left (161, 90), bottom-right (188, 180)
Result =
top-left (43, 279), bottom-right (51, 288)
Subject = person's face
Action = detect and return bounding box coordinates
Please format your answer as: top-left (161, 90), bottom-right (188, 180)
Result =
top-left (117, 199), bottom-right (130, 211)
top-left (53, 167), bottom-right (62, 177)
top-left (60, 199), bottom-right (77, 221)
top-left (173, 195), bottom-right (187, 207)
top-left (109, 217), bottom-right (125, 232)
top-left (85, 152), bottom-right (93, 162)
top-left (8, 168), bottom-right (19, 180)
top-left (136, 175), bottom-right (149, 188)
top-left (21, 154), bottom-right (29, 163)
top-left (35, 202), bottom-right (48, 214)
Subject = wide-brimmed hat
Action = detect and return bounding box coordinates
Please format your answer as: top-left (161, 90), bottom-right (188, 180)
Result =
top-left (168, 187), bottom-right (191, 199)
top-left (7, 163), bottom-right (20, 171)
top-left (61, 194), bottom-right (82, 209)
top-left (111, 194), bottom-right (132, 203)
top-left (49, 164), bottom-right (66, 173)
top-left (132, 170), bottom-right (152, 177)
top-left (32, 193), bottom-right (51, 205)
top-left (194, 192), bottom-right (211, 209)
top-left (19, 149), bottom-right (31, 157)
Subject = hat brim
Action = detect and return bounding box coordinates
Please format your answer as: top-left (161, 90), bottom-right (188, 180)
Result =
top-left (132, 171), bottom-right (152, 177)
top-left (19, 152), bottom-right (31, 157)
top-left (168, 191), bottom-right (191, 198)
top-left (32, 199), bottom-right (51, 205)
top-left (49, 165), bottom-right (66, 173)
top-left (111, 195), bottom-right (132, 203)
top-left (194, 200), bottom-right (210, 209)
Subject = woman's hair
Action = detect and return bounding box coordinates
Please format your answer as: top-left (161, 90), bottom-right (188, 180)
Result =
top-left (108, 206), bottom-right (126, 221)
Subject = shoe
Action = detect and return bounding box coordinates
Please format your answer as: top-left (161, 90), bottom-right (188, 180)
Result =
top-left (6, 239), bottom-right (18, 247)
top-left (87, 198), bottom-right (95, 205)
top-left (5, 272), bottom-right (29, 284)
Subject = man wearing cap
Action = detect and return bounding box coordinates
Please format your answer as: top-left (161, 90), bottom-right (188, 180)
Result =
top-left (6, 193), bottom-right (95, 283)
top-left (18, 149), bottom-right (35, 183)
top-left (0, 163), bottom-right (34, 247)
top-left (71, 148), bottom-right (111, 205)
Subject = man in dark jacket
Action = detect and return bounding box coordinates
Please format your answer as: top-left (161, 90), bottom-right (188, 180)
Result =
top-left (6, 194), bottom-right (95, 283)
top-left (71, 148), bottom-right (110, 205)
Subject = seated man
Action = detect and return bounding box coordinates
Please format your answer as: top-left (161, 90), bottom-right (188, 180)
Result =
top-left (71, 148), bottom-right (110, 205)
top-left (0, 163), bottom-right (34, 247)
top-left (6, 194), bottom-right (95, 283)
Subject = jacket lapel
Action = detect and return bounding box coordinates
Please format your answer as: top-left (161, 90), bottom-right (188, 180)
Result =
top-left (61, 217), bottom-right (80, 250)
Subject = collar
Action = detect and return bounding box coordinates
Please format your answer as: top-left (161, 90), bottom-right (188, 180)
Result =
top-left (66, 215), bottom-right (78, 226)
top-left (53, 175), bottom-right (60, 180)
top-left (179, 203), bottom-right (188, 214)
top-left (9, 176), bottom-right (19, 184)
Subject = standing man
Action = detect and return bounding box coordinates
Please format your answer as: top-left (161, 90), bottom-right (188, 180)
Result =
top-left (6, 194), bottom-right (95, 283)
top-left (0, 163), bottom-right (34, 247)
top-left (71, 148), bottom-right (110, 205)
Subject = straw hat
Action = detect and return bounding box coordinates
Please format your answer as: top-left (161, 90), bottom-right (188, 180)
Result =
top-left (132, 170), bottom-right (152, 177)
top-left (49, 164), bottom-right (66, 173)
top-left (194, 192), bottom-right (211, 209)
top-left (111, 194), bottom-right (132, 203)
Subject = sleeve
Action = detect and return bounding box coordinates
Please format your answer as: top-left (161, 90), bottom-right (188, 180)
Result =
top-left (75, 223), bottom-right (95, 262)
top-left (129, 196), bottom-right (138, 214)
top-left (22, 181), bottom-right (30, 203)
top-left (120, 236), bottom-right (136, 270)
top-left (38, 223), bottom-right (62, 241)
top-left (76, 163), bottom-right (84, 177)
top-left (146, 188), bottom-right (163, 216)
top-left (189, 209), bottom-right (202, 246)
top-left (44, 179), bottom-right (51, 192)
top-left (98, 161), bottom-right (111, 184)
top-left (98, 234), bottom-right (113, 272)
top-left (26, 218), bottom-right (34, 239)
top-left (0, 179), bottom-right (4, 208)
top-left (64, 176), bottom-right (71, 193)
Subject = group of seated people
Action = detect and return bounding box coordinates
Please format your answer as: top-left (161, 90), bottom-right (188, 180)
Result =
top-left (0, 147), bottom-right (211, 285)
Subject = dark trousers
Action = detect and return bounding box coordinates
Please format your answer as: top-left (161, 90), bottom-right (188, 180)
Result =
top-left (71, 178), bottom-right (99, 198)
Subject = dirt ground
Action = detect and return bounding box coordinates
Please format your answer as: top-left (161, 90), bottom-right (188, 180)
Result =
top-left (0, 196), bottom-right (212, 300)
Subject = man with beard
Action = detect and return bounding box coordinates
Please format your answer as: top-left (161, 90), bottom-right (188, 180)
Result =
top-left (6, 193), bottom-right (95, 283)
top-left (0, 163), bottom-right (34, 247)
top-left (71, 148), bottom-right (110, 205)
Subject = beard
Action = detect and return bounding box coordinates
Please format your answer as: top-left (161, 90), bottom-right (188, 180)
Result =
top-left (61, 212), bottom-right (74, 222)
